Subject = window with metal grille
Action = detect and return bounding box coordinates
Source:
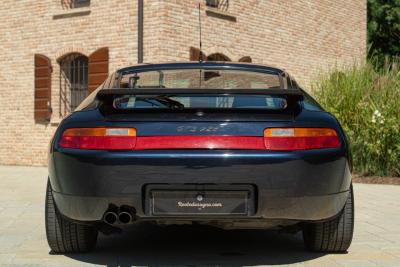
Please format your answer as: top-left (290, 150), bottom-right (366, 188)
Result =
top-left (206, 0), bottom-right (219, 7)
top-left (61, 0), bottom-right (90, 9)
top-left (59, 54), bottom-right (88, 116)
top-left (206, 0), bottom-right (229, 10)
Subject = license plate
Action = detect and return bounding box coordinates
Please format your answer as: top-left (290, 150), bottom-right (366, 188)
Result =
top-left (151, 190), bottom-right (249, 216)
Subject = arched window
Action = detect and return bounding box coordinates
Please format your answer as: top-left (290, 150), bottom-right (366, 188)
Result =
top-left (207, 53), bottom-right (231, 62)
top-left (59, 53), bottom-right (88, 115)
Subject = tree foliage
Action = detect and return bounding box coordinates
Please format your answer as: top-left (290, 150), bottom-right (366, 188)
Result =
top-left (368, 0), bottom-right (400, 61)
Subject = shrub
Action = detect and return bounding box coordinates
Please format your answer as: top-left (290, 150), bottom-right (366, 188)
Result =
top-left (312, 61), bottom-right (400, 177)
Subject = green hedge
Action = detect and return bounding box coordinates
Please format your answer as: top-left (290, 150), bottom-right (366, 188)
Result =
top-left (312, 61), bottom-right (400, 177)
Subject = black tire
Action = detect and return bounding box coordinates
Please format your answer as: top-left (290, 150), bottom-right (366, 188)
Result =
top-left (302, 184), bottom-right (354, 253)
top-left (45, 180), bottom-right (98, 253)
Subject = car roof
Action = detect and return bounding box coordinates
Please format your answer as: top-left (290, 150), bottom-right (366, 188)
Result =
top-left (117, 61), bottom-right (286, 75)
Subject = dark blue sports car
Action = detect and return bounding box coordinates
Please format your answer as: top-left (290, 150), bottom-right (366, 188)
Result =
top-left (46, 62), bottom-right (353, 253)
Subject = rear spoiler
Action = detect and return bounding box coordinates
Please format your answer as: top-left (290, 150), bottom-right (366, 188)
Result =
top-left (97, 88), bottom-right (304, 101)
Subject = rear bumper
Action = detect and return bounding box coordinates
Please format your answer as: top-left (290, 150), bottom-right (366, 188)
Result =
top-left (53, 190), bottom-right (349, 223)
top-left (49, 149), bottom-right (351, 222)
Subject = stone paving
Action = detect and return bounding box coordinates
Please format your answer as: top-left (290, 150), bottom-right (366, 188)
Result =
top-left (0, 165), bottom-right (399, 266)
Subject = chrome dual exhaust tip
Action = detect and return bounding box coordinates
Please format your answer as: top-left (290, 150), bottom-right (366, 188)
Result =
top-left (118, 211), bottom-right (132, 224)
top-left (103, 206), bottom-right (135, 225)
top-left (103, 211), bottom-right (118, 225)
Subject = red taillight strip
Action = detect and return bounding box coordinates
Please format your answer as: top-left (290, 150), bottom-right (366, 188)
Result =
top-left (134, 136), bottom-right (266, 150)
top-left (60, 136), bottom-right (136, 150)
top-left (264, 136), bottom-right (340, 150)
top-left (59, 127), bottom-right (340, 151)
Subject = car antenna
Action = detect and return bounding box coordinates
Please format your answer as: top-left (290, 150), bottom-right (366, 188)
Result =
top-left (198, 2), bottom-right (203, 88)
top-left (198, 2), bottom-right (203, 63)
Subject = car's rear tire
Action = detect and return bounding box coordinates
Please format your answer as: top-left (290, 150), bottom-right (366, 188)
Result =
top-left (45, 180), bottom-right (98, 253)
top-left (302, 184), bottom-right (354, 253)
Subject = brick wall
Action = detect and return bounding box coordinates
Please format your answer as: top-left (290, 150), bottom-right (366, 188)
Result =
top-left (158, 0), bottom-right (367, 86)
top-left (0, 0), bottom-right (366, 166)
top-left (0, 0), bottom-right (137, 166)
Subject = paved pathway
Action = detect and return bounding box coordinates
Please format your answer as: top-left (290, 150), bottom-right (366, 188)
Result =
top-left (0, 165), bottom-right (399, 266)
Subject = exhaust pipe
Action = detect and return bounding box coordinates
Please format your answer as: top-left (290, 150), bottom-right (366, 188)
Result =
top-left (103, 205), bottom-right (136, 225)
top-left (104, 211), bottom-right (118, 225)
top-left (118, 205), bottom-right (136, 224)
top-left (118, 211), bottom-right (132, 224)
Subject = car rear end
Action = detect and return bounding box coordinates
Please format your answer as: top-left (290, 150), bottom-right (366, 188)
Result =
top-left (46, 63), bottom-right (353, 253)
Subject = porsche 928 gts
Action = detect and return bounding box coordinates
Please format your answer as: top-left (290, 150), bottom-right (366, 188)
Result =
top-left (45, 62), bottom-right (354, 253)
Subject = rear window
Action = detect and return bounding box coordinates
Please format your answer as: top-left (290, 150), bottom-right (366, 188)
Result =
top-left (113, 68), bottom-right (286, 110)
top-left (118, 69), bottom-right (281, 89)
top-left (113, 95), bottom-right (287, 110)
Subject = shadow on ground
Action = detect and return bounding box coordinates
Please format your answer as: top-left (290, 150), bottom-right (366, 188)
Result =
top-left (65, 224), bottom-right (325, 267)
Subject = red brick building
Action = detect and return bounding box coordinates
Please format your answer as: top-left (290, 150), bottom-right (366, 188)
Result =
top-left (0, 0), bottom-right (366, 165)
